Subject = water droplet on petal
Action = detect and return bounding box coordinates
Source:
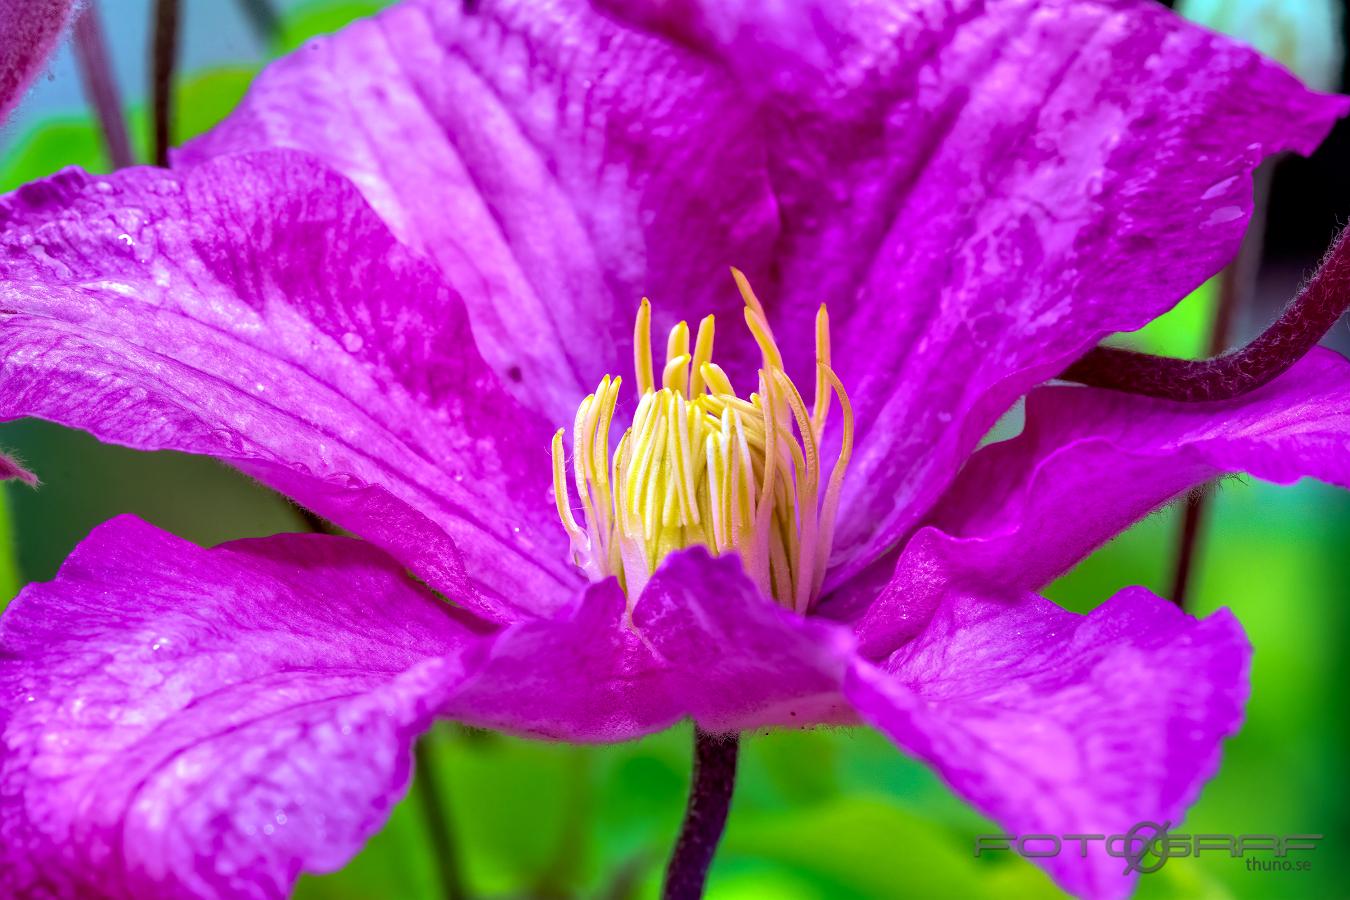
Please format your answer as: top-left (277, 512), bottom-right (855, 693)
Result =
top-left (341, 332), bottom-right (364, 353)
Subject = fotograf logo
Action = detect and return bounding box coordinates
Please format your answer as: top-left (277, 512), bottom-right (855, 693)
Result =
top-left (973, 823), bottom-right (1322, 876)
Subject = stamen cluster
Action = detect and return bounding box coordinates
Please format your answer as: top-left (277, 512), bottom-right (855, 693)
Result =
top-left (552, 271), bottom-right (852, 611)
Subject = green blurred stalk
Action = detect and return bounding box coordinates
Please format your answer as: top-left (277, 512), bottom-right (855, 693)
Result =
top-left (72, 2), bottom-right (135, 168)
top-left (0, 489), bottom-right (21, 604)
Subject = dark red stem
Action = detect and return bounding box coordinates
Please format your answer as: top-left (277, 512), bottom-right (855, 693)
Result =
top-left (150, 0), bottom-right (180, 167)
top-left (662, 729), bottom-right (740, 900)
top-left (1060, 228), bottom-right (1350, 402)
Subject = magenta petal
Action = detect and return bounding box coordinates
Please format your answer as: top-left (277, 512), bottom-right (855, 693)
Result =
top-left (937, 347), bottom-right (1350, 580)
top-left (0, 151), bottom-right (578, 620)
top-left (445, 548), bottom-right (857, 739)
top-left (0, 516), bottom-right (486, 897)
top-left (852, 348), bottom-right (1350, 655)
top-left (846, 584), bottom-right (1250, 900)
top-left (180, 0), bottom-right (780, 422)
top-left (852, 348), bottom-right (1350, 653)
top-left (182, 0), bottom-right (1347, 577)
top-left (0, 0), bottom-right (75, 122)
top-left (603, 0), bottom-right (1348, 580)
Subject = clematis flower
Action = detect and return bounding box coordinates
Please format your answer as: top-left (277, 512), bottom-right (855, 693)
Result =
top-left (2, 0), bottom-right (1350, 897)
top-left (0, 0), bottom-right (76, 124)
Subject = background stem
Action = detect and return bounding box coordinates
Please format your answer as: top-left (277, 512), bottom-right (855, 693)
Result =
top-left (1170, 163), bottom-right (1273, 609)
top-left (72, 2), bottom-right (134, 169)
top-left (415, 736), bottom-right (469, 900)
top-left (150, 0), bottom-right (180, 167)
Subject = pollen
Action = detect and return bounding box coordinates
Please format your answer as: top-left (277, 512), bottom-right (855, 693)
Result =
top-left (551, 270), bottom-right (853, 613)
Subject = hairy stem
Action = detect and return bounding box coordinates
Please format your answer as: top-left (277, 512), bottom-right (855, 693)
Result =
top-left (1060, 225), bottom-right (1350, 403)
top-left (150, 0), bottom-right (180, 167)
top-left (72, 2), bottom-right (134, 169)
top-left (662, 728), bottom-right (740, 900)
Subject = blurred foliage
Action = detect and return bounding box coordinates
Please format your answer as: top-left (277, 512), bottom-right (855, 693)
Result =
top-left (0, 0), bottom-right (384, 190)
top-left (1179, 0), bottom-right (1344, 93)
top-left (1, 1), bottom-right (1348, 899)
top-left (1107, 278), bottom-right (1218, 359)
top-left (275, 2), bottom-right (388, 54)
top-left (0, 489), bottom-right (18, 600)
top-left (0, 66), bottom-right (256, 191)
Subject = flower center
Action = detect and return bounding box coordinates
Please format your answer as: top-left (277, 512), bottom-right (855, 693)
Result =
top-left (551, 270), bottom-right (853, 612)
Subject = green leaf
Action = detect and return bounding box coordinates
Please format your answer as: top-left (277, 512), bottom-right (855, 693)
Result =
top-left (0, 118), bottom-right (109, 193)
top-left (174, 66), bottom-right (260, 144)
top-left (276, 2), bottom-right (388, 54)
top-left (719, 795), bottom-right (1063, 900)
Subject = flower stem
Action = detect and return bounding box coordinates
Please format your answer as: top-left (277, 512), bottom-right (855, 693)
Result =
top-left (71, 2), bottom-right (134, 169)
top-left (1059, 223), bottom-right (1349, 403)
top-left (662, 728), bottom-right (740, 900)
top-left (414, 737), bottom-right (469, 900)
top-left (150, 0), bottom-right (180, 167)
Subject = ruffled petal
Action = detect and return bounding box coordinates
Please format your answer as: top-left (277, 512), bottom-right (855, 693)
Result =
top-left (0, 0), bottom-right (75, 122)
top-left (0, 151), bottom-right (577, 620)
top-left (854, 347), bottom-right (1350, 655)
top-left (846, 582), bottom-right (1250, 900)
top-left (179, 0), bottom-right (781, 422)
top-left (0, 516), bottom-right (487, 898)
top-left (445, 547), bottom-right (859, 739)
top-left (596, 0), bottom-right (1349, 581)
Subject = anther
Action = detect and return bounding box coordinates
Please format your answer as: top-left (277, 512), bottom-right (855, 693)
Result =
top-left (552, 272), bottom-right (853, 610)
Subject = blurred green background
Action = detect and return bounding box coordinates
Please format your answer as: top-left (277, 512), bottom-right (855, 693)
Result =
top-left (2, 2), bottom-right (1347, 898)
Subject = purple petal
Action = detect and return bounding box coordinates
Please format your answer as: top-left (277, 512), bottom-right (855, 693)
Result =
top-left (854, 347), bottom-right (1350, 654)
top-left (597, 0), bottom-right (1349, 582)
top-left (846, 583), bottom-right (1250, 900)
top-left (0, 0), bottom-right (75, 122)
top-left (0, 516), bottom-right (486, 897)
top-left (0, 152), bottom-right (578, 620)
top-left (179, 0), bottom-right (780, 423)
top-left (446, 547), bottom-right (858, 739)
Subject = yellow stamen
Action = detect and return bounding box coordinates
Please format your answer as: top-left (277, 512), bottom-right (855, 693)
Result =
top-left (634, 297), bottom-right (655, 397)
top-left (550, 429), bottom-right (587, 559)
top-left (813, 304), bottom-right (832, 438)
top-left (552, 272), bottom-right (854, 611)
top-left (688, 315), bottom-right (716, 397)
top-left (699, 362), bottom-right (735, 396)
